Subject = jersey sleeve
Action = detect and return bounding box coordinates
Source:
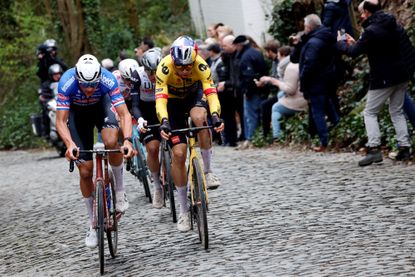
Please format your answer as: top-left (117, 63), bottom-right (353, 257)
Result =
top-left (155, 57), bottom-right (170, 122)
top-left (195, 57), bottom-right (221, 116)
top-left (57, 68), bottom-right (77, 110)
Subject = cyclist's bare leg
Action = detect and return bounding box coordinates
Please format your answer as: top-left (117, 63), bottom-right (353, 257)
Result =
top-left (190, 106), bottom-right (215, 177)
top-left (101, 128), bottom-right (124, 191)
top-left (171, 143), bottom-right (189, 214)
top-left (190, 107), bottom-right (211, 149)
top-left (78, 160), bottom-right (94, 225)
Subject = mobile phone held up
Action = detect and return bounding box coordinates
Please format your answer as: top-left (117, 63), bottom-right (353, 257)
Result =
top-left (340, 28), bottom-right (347, 40)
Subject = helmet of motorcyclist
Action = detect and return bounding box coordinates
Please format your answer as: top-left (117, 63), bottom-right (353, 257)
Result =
top-left (75, 54), bottom-right (101, 84)
top-left (48, 64), bottom-right (63, 79)
top-left (43, 39), bottom-right (57, 52)
top-left (170, 35), bottom-right (198, 66)
top-left (118, 58), bottom-right (140, 81)
top-left (142, 49), bottom-right (162, 72)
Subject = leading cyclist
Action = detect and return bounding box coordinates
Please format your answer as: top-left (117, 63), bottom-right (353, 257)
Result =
top-left (155, 36), bottom-right (224, 231)
top-left (56, 54), bottom-right (134, 248)
top-left (113, 49), bottom-right (164, 209)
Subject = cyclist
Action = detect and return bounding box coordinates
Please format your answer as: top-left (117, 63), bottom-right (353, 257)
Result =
top-left (114, 50), bottom-right (164, 209)
top-left (56, 54), bottom-right (134, 248)
top-left (156, 35), bottom-right (224, 231)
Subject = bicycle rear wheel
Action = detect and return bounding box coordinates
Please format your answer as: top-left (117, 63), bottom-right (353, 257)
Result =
top-left (162, 148), bottom-right (177, 223)
top-left (191, 158), bottom-right (209, 250)
top-left (107, 171), bottom-right (118, 258)
top-left (96, 181), bottom-right (105, 274)
top-left (134, 137), bottom-right (152, 203)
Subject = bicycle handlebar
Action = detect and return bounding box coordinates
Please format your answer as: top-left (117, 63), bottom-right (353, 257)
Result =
top-left (69, 147), bottom-right (129, 172)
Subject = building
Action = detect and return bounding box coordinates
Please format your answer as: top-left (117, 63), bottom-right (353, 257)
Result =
top-left (188, 0), bottom-right (273, 45)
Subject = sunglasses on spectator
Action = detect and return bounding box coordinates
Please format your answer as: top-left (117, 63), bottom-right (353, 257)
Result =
top-left (79, 81), bottom-right (99, 88)
top-left (174, 63), bottom-right (194, 70)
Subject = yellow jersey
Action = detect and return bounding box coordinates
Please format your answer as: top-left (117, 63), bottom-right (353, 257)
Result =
top-left (155, 54), bottom-right (221, 121)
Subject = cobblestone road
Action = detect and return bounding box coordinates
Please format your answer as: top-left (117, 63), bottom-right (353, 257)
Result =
top-left (1, 146), bottom-right (415, 276)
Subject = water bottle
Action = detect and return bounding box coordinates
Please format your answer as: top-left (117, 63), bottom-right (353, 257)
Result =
top-left (105, 185), bottom-right (111, 210)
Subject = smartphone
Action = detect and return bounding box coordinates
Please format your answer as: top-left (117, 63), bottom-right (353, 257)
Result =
top-left (340, 28), bottom-right (347, 40)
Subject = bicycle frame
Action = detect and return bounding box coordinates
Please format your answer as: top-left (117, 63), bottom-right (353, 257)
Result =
top-left (171, 125), bottom-right (211, 207)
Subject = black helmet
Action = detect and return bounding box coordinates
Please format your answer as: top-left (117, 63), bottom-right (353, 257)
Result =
top-left (48, 64), bottom-right (63, 79)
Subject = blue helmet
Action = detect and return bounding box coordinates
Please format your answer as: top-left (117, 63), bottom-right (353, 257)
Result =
top-left (170, 36), bottom-right (198, 66)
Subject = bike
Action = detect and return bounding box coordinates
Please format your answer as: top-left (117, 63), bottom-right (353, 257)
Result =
top-left (130, 121), bottom-right (152, 203)
top-left (170, 121), bottom-right (214, 250)
top-left (69, 144), bottom-right (126, 275)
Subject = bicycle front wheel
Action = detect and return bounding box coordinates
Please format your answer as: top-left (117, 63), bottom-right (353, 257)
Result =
top-left (96, 181), bottom-right (105, 274)
top-left (192, 158), bottom-right (209, 250)
top-left (107, 171), bottom-right (118, 258)
top-left (162, 148), bottom-right (177, 223)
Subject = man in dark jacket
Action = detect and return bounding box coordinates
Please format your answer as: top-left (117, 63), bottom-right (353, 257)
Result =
top-left (216, 35), bottom-right (239, 147)
top-left (233, 35), bottom-right (268, 149)
top-left (291, 14), bottom-right (340, 152)
top-left (338, 0), bottom-right (413, 166)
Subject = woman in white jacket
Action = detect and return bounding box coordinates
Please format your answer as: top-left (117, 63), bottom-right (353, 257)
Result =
top-left (258, 60), bottom-right (308, 141)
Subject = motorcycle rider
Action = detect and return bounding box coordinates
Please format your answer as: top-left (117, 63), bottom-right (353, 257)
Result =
top-left (36, 39), bottom-right (68, 84)
top-left (39, 64), bottom-right (63, 137)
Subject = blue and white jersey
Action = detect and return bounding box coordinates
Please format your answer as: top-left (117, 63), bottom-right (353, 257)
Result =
top-left (57, 67), bottom-right (125, 110)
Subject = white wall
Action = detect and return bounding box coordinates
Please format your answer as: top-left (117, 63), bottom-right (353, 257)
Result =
top-left (188, 0), bottom-right (273, 45)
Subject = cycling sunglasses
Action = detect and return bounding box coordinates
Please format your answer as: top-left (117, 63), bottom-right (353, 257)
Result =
top-left (174, 63), bottom-right (194, 70)
top-left (78, 81), bottom-right (99, 88)
top-left (145, 69), bottom-right (156, 75)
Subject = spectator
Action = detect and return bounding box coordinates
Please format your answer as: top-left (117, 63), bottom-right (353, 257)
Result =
top-left (207, 43), bottom-right (222, 84)
top-left (233, 35), bottom-right (268, 149)
top-left (291, 14), bottom-right (340, 152)
top-left (198, 43), bottom-right (211, 66)
top-left (36, 39), bottom-right (68, 84)
top-left (217, 25), bottom-right (234, 43)
top-left (216, 35), bottom-right (240, 147)
top-left (258, 59), bottom-right (308, 142)
top-left (258, 40), bottom-right (281, 139)
top-left (338, 0), bottom-right (414, 165)
top-left (134, 37), bottom-right (154, 65)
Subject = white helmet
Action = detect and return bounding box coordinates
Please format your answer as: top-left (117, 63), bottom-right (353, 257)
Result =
top-left (118, 58), bottom-right (140, 80)
top-left (101, 58), bottom-right (114, 70)
top-left (142, 49), bottom-right (162, 71)
top-left (75, 54), bottom-right (101, 83)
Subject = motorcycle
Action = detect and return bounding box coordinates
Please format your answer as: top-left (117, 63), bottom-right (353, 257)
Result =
top-left (30, 82), bottom-right (66, 157)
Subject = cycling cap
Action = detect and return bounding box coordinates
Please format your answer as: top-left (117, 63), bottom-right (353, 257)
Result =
top-left (170, 35), bottom-right (198, 66)
top-left (142, 49), bottom-right (162, 71)
top-left (75, 54), bottom-right (101, 83)
top-left (48, 64), bottom-right (63, 78)
top-left (118, 58), bottom-right (140, 80)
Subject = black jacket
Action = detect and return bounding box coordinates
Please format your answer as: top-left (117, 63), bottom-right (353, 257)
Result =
top-left (236, 44), bottom-right (268, 98)
top-left (338, 11), bottom-right (411, 89)
top-left (292, 26), bottom-right (338, 97)
top-left (216, 52), bottom-right (240, 97)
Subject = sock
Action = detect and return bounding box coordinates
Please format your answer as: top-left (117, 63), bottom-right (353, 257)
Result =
top-left (176, 185), bottom-right (189, 214)
top-left (111, 163), bottom-right (124, 192)
top-left (84, 196), bottom-right (94, 227)
top-left (200, 148), bottom-right (212, 174)
top-left (151, 171), bottom-right (162, 191)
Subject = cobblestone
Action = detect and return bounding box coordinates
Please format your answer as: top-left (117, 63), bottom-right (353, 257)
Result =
top-left (1, 147), bottom-right (415, 276)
